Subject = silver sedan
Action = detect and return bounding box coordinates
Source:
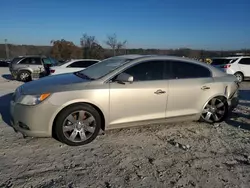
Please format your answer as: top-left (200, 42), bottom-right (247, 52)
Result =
top-left (10, 55), bottom-right (239, 146)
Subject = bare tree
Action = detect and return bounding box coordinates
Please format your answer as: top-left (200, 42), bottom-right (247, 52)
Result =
top-left (105, 33), bottom-right (127, 56)
top-left (80, 33), bottom-right (104, 59)
top-left (80, 34), bottom-right (96, 50)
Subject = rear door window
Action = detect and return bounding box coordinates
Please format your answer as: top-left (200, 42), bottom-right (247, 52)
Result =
top-left (19, 57), bottom-right (42, 65)
top-left (67, 60), bottom-right (99, 68)
top-left (211, 58), bottom-right (237, 65)
top-left (239, 58), bottom-right (250, 65)
top-left (171, 61), bottom-right (211, 79)
top-left (82, 60), bottom-right (99, 67)
top-left (67, 61), bottom-right (83, 68)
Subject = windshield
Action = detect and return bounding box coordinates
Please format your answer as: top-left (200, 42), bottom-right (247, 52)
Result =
top-left (211, 58), bottom-right (238, 65)
top-left (79, 57), bottom-right (131, 80)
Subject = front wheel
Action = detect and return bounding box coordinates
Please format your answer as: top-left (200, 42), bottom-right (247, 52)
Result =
top-left (54, 104), bottom-right (102, 146)
top-left (200, 97), bottom-right (228, 124)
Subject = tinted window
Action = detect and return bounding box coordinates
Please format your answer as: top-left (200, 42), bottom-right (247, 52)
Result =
top-left (171, 61), bottom-right (211, 79)
top-left (67, 60), bottom-right (98, 68)
top-left (123, 61), bottom-right (164, 81)
top-left (239, 58), bottom-right (250, 65)
top-left (19, 57), bottom-right (41, 65)
top-left (83, 61), bottom-right (99, 67)
top-left (211, 58), bottom-right (237, 65)
top-left (11, 57), bottom-right (23, 64)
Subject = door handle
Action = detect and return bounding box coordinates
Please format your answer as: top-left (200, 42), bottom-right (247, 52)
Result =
top-left (154, 89), bottom-right (166, 94)
top-left (201, 86), bottom-right (210, 90)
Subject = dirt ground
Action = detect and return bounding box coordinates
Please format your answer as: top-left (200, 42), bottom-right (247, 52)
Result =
top-left (0, 68), bottom-right (250, 188)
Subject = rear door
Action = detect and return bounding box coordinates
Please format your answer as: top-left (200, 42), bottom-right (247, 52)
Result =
top-left (166, 60), bottom-right (214, 118)
top-left (238, 58), bottom-right (250, 77)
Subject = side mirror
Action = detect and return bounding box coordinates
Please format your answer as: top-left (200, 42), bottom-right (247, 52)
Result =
top-left (116, 73), bottom-right (133, 84)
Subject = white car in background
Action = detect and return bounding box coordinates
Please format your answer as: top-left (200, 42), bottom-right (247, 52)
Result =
top-left (49, 59), bottom-right (100, 75)
top-left (211, 56), bottom-right (250, 82)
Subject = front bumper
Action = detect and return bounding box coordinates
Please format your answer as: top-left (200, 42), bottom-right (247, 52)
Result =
top-left (10, 100), bottom-right (57, 138)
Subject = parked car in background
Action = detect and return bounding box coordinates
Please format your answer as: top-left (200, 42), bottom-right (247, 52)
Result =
top-left (0, 60), bottom-right (10, 67)
top-left (49, 59), bottom-right (100, 75)
top-left (211, 56), bottom-right (250, 82)
top-left (9, 55), bottom-right (60, 82)
top-left (10, 55), bottom-right (239, 146)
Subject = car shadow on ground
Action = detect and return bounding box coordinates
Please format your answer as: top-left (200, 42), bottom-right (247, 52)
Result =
top-left (1, 74), bottom-right (13, 81)
top-left (225, 89), bottom-right (250, 131)
top-left (0, 93), bottom-right (13, 126)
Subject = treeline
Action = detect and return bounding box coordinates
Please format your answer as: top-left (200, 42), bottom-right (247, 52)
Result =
top-left (1, 33), bottom-right (249, 60)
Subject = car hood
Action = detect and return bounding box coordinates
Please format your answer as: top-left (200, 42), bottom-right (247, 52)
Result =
top-left (20, 73), bottom-right (90, 95)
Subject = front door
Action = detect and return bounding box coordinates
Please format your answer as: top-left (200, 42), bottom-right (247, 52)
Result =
top-left (238, 58), bottom-right (250, 77)
top-left (109, 60), bottom-right (168, 128)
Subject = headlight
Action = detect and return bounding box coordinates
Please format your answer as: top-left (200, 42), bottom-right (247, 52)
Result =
top-left (16, 93), bottom-right (51, 106)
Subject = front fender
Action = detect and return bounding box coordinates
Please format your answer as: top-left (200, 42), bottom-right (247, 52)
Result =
top-left (47, 97), bottom-right (109, 135)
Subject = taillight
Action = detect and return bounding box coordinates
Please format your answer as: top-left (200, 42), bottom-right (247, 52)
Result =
top-left (223, 64), bottom-right (231, 68)
top-left (50, 69), bottom-right (55, 73)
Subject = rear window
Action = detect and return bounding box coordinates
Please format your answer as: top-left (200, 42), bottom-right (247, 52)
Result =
top-left (211, 58), bottom-right (237, 65)
top-left (11, 57), bottom-right (23, 64)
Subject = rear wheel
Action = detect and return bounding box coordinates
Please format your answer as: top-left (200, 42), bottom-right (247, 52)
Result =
top-left (54, 104), bottom-right (101, 146)
top-left (18, 70), bottom-right (31, 82)
top-left (234, 72), bottom-right (244, 83)
top-left (200, 97), bottom-right (228, 123)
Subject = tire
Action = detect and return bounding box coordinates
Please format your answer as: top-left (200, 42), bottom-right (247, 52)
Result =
top-left (200, 97), bottom-right (228, 124)
top-left (17, 70), bottom-right (31, 82)
top-left (234, 72), bottom-right (244, 83)
top-left (54, 103), bottom-right (102, 146)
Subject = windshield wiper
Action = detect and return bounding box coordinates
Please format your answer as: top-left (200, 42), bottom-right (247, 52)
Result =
top-left (74, 72), bottom-right (94, 80)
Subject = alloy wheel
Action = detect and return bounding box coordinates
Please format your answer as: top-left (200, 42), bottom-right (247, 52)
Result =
top-left (201, 98), bottom-right (226, 123)
top-left (20, 72), bottom-right (29, 81)
top-left (62, 110), bottom-right (96, 143)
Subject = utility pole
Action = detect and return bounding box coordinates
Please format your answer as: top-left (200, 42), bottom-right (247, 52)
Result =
top-left (4, 39), bottom-right (10, 59)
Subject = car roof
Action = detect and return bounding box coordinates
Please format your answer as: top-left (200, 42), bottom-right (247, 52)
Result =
top-left (212, 56), bottom-right (250, 59)
top-left (15, 55), bottom-right (47, 58)
top-left (70, 59), bottom-right (100, 61)
top-left (115, 54), bottom-right (154, 59)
